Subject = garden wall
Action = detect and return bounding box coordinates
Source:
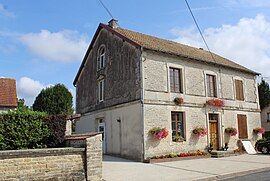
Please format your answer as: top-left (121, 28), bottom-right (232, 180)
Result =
top-left (0, 134), bottom-right (102, 181)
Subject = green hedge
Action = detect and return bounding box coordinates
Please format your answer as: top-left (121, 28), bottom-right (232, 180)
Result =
top-left (0, 110), bottom-right (69, 150)
top-left (0, 110), bottom-right (50, 150)
top-left (263, 131), bottom-right (270, 138)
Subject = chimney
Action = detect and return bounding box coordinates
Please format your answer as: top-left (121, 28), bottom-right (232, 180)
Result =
top-left (108, 19), bottom-right (119, 29)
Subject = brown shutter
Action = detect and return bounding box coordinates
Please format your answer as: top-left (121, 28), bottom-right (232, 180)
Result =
top-left (237, 115), bottom-right (248, 139)
top-left (235, 80), bottom-right (244, 101)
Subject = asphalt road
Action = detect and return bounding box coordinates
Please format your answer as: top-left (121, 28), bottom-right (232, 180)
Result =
top-left (222, 170), bottom-right (270, 181)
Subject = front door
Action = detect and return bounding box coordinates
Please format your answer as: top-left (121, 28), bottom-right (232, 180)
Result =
top-left (209, 114), bottom-right (219, 150)
top-left (98, 120), bottom-right (106, 154)
top-left (237, 114), bottom-right (248, 139)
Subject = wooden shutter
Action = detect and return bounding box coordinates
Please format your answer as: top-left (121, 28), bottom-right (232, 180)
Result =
top-left (207, 74), bottom-right (217, 97)
top-left (237, 114), bottom-right (248, 139)
top-left (235, 80), bottom-right (244, 101)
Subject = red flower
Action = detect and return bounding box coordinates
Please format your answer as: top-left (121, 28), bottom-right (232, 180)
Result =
top-left (225, 127), bottom-right (237, 136)
top-left (193, 127), bottom-right (207, 137)
top-left (253, 127), bottom-right (265, 134)
top-left (206, 99), bottom-right (224, 107)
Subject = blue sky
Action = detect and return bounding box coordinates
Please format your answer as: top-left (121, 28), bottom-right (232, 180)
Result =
top-left (1, 0), bottom-right (270, 105)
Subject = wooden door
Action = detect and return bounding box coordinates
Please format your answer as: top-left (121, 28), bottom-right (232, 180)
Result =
top-left (237, 115), bottom-right (248, 139)
top-left (209, 114), bottom-right (219, 150)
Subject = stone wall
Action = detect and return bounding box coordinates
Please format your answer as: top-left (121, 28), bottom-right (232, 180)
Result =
top-left (0, 134), bottom-right (102, 181)
top-left (76, 28), bottom-right (142, 114)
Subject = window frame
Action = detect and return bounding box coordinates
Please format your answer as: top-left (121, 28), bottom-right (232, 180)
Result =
top-left (235, 79), bottom-right (244, 101)
top-left (171, 111), bottom-right (186, 142)
top-left (206, 74), bottom-right (217, 97)
top-left (267, 113), bottom-right (270, 122)
top-left (98, 79), bottom-right (104, 102)
top-left (169, 67), bottom-right (183, 93)
top-left (97, 45), bottom-right (106, 71)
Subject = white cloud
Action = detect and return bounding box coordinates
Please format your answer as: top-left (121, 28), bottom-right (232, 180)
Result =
top-left (17, 77), bottom-right (51, 106)
top-left (20, 30), bottom-right (89, 62)
top-left (225, 0), bottom-right (270, 8)
top-left (0, 4), bottom-right (15, 18)
top-left (170, 14), bottom-right (270, 77)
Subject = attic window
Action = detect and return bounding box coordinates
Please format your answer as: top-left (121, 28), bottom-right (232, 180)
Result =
top-left (97, 45), bottom-right (106, 70)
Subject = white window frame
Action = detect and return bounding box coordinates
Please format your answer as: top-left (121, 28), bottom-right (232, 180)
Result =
top-left (97, 45), bottom-right (106, 70)
top-left (98, 79), bottom-right (104, 102)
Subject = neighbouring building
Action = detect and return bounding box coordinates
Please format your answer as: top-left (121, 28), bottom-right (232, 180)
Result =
top-left (261, 106), bottom-right (270, 137)
top-left (0, 78), bottom-right (18, 111)
top-left (74, 19), bottom-right (261, 161)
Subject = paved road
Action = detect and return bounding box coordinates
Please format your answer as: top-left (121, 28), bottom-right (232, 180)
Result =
top-left (222, 171), bottom-right (270, 181)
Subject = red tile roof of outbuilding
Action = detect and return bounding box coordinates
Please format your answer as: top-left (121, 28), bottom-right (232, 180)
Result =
top-left (0, 78), bottom-right (18, 108)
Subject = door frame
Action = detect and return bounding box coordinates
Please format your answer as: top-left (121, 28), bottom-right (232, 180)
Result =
top-left (97, 119), bottom-right (106, 154)
top-left (207, 113), bottom-right (221, 150)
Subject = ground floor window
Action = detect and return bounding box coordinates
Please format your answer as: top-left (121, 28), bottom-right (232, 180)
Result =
top-left (171, 112), bottom-right (185, 142)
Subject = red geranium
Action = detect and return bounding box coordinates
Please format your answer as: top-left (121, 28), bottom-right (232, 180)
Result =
top-left (253, 127), bottom-right (265, 134)
top-left (225, 127), bottom-right (237, 136)
top-left (206, 99), bottom-right (224, 108)
top-left (193, 127), bottom-right (207, 137)
top-left (149, 127), bottom-right (169, 140)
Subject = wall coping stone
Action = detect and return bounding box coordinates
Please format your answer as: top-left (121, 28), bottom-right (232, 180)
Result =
top-left (0, 147), bottom-right (85, 158)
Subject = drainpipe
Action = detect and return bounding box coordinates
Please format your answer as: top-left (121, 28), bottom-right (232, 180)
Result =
top-left (140, 47), bottom-right (145, 162)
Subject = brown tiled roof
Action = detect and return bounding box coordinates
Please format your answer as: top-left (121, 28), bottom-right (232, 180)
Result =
top-left (0, 78), bottom-right (17, 108)
top-left (113, 27), bottom-right (258, 75)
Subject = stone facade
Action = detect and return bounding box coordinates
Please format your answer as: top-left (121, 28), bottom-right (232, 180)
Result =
top-left (76, 29), bottom-right (142, 114)
top-left (0, 134), bottom-right (102, 181)
top-left (75, 24), bottom-right (261, 161)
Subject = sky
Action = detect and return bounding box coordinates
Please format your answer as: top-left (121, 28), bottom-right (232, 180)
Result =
top-left (1, 0), bottom-right (270, 106)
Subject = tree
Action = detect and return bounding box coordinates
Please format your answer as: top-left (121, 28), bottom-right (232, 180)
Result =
top-left (32, 84), bottom-right (73, 115)
top-left (258, 79), bottom-right (270, 110)
top-left (17, 99), bottom-right (30, 111)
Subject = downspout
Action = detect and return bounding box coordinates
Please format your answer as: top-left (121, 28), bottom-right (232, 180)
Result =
top-left (140, 47), bottom-right (145, 162)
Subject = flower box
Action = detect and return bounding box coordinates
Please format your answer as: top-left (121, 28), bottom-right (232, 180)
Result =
top-left (225, 127), bottom-right (237, 136)
top-left (174, 97), bottom-right (184, 105)
top-left (192, 127), bottom-right (207, 137)
top-left (148, 127), bottom-right (169, 140)
top-left (253, 127), bottom-right (265, 134)
top-left (206, 99), bottom-right (224, 108)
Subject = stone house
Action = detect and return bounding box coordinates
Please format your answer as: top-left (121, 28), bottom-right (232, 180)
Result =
top-left (74, 19), bottom-right (261, 161)
top-left (261, 106), bottom-right (270, 137)
top-left (0, 78), bottom-right (17, 111)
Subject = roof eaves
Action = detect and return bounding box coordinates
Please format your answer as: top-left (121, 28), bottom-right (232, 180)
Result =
top-left (143, 48), bottom-right (260, 76)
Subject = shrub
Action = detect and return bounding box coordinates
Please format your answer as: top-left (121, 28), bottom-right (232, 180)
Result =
top-left (0, 110), bottom-right (50, 150)
top-left (0, 110), bottom-right (69, 150)
top-left (43, 115), bottom-right (68, 147)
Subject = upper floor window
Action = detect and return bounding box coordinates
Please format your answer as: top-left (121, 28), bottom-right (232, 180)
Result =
top-left (171, 112), bottom-right (185, 142)
top-left (235, 79), bottom-right (244, 101)
top-left (267, 113), bottom-right (270, 122)
top-left (206, 74), bottom-right (217, 97)
top-left (169, 67), bottom-right (182, 93)
top-left (97, 45), bottom-right (106, 70)
top-left (98, 79), bottom-right (104, 102)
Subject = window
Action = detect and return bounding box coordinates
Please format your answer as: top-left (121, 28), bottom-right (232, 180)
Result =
top-left (169, 67), bottom-right (182, 93)
top-left (235, 79), bottom-right (244, 101)
top-left (97, 45), bottom-right (106, 70)
top-left (267, 113), bottom-right (270, 122)
top-left (98, 79), bottom-right (104, 102)
top-left (171, 112), bottom-right (185, 142)
top-left (206, 74), bottom-right (217, 97)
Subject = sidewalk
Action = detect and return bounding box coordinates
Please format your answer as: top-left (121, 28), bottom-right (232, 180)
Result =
top-left (103, 154), bottom-right (270, 181)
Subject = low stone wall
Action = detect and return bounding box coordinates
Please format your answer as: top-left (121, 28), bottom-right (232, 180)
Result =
top-left (0, 134), bottom-right (102, 181)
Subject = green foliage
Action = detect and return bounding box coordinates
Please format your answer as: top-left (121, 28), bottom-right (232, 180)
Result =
top-left (17, 99), bottom-right (31, 111)
top-left (258, 79), bottom-right (270, 110)
top-left (263, 131), bottom-right (270, 139)
top-left (33, 84), bottom-right (73, 115)
top-left (0, 110), bottom-right (50, 150)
